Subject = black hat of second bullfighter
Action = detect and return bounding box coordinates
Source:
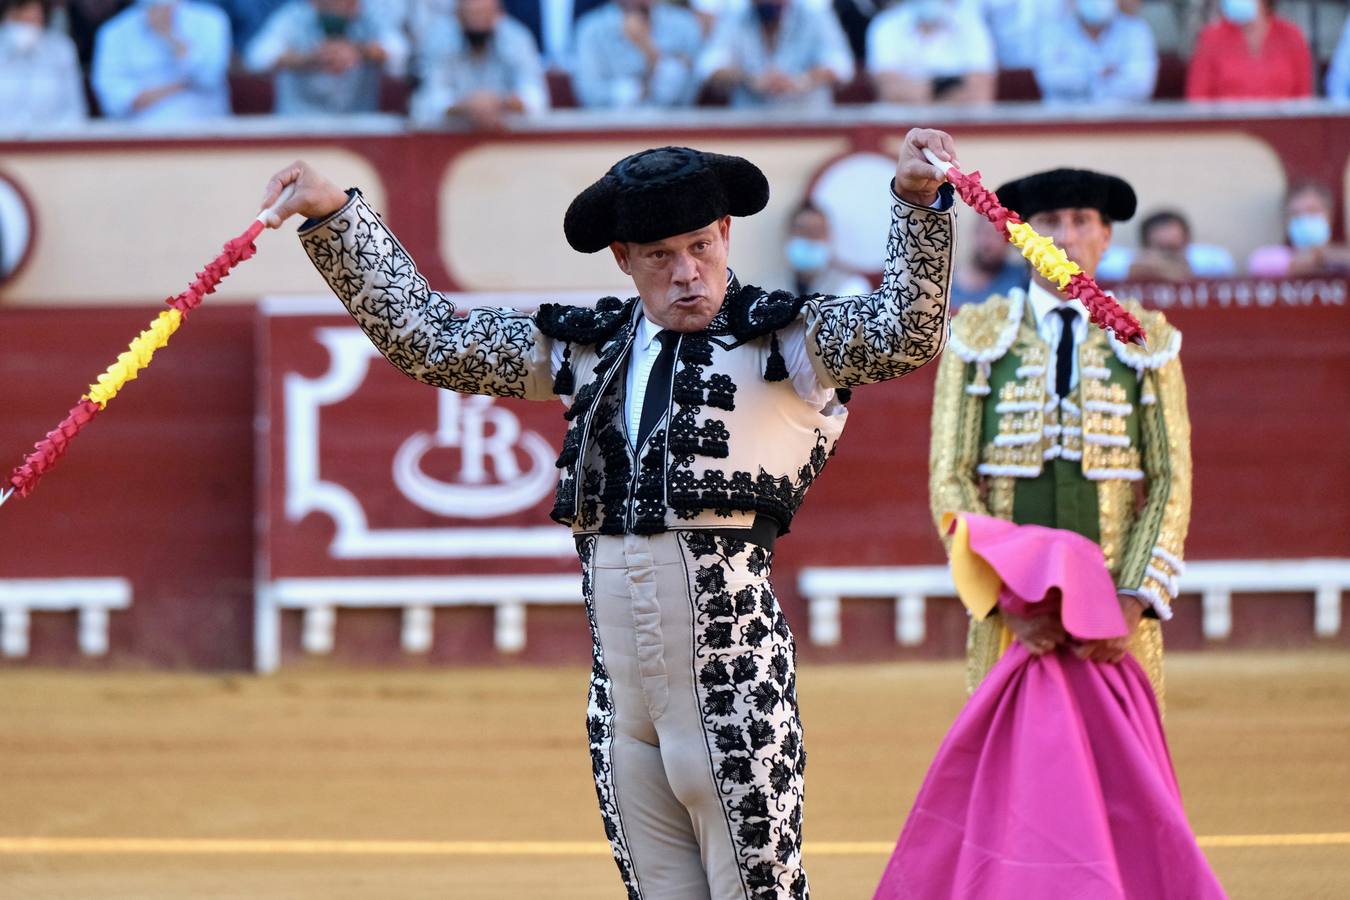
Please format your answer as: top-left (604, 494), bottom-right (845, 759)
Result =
top-left (995, 168), bottom-right (1138, 223)
top-left (564, 146), bottom-right (770, 253)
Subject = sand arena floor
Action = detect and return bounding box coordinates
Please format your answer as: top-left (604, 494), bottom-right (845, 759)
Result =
top-left (1, 651), bottom-right (1348, 899)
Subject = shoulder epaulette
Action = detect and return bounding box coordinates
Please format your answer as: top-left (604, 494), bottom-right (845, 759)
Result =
top-left (1108, 299), bottom-right (1182, 370)
top-left (721, 282), bottom-right (808, 341)
top-left (948, 290), bottom-right (1024, 363)
top-left (536, 295), bottom-right (637, 345)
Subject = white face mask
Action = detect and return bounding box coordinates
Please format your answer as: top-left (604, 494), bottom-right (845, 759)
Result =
top-left (1221, 0), bottom-right (1258, 25)
top-left (4, 21), bottom-right (43, 52)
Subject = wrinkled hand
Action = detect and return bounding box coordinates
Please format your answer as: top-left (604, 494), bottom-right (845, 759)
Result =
top-left (1003, 607), bottom-right (1068, 656)
top-left (461, 90), bottom-right (507, 130)
top-left (258, 160), bottom-right (349, 229)
top-left (894, 127), bottom-right (956, 207)
top-left (754, 69), bottom-right (800, 96)
top-left (317, 39), bottom-right (361, 74)
top-left (1074, 593), bottom-right (1145, 664)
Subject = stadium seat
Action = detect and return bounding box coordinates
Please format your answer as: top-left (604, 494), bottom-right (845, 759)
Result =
top-left (996, 68), bottom-right (1041, 102)
top-left (1154, 53), bottom-right (1188, 100)
top-left (379, 75), bottom-right (411, 115)
top-left (229, 72), bottom-right (275, 115)
top-left (547, 69), bottom-right (578, 109)
top-left (834, 71), bottom-right (876, 105)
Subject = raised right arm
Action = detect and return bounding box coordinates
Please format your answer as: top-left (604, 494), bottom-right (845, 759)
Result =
top-left (260, 162), bottom-right (555, 400)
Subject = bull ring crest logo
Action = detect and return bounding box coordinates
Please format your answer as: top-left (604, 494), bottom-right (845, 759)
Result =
top-left (284, 327), bottom-right (571, 560)
top-left (392, 391), bottom-right (557, 518)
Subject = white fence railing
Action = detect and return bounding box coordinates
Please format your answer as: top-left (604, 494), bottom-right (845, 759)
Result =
top-left (254, 575), bottom-right (583, 673)
top-left (797, 559), bottom-right (1350, 647)
top-left (0, 579), bottom-right (132, 657)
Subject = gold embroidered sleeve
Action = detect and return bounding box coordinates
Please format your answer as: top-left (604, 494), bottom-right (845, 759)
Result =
top-left (929, 348), bottom-right (988, 547)
top-left (1117, 356), bottom-right (1192, 618)
top-left (299, 191), bottom-right (556, 400)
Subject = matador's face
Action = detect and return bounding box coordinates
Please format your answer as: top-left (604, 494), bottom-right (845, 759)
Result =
top-left (609, 217), bottom-right (731, 333)
top-left (1027, 207), bottom-right (1113, 289)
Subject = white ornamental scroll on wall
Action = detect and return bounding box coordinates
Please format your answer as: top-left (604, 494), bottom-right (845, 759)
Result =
top-left (391, 391), bottom-right (557, 519)
top-left (282, 326), bottom-right (574, 559)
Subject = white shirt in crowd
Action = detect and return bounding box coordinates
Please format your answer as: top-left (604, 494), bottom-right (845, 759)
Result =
top-left (92, 0), bottom-right (233, 123)
top-left (866, 1), bottom-right (996, 81)
top-left (0, 22), bottom-right (87, 129)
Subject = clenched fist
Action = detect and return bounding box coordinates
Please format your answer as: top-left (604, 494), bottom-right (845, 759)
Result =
top-left (258, 160), bottom-right (350, 229)
top-left (894, 127), bottom-right (957, 207)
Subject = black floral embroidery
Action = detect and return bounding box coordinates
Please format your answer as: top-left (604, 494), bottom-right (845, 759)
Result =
top-left (576, 536), bottom-right (643, 900)
top-left (806, 191), bottom-right (952, 387)
top-left (300, 193), bottom-right (545, 398)
top-left (681, 534), bottom-right (808, 899)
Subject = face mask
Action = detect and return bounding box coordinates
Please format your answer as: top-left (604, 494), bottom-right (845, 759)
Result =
top-left (1075, 0), bottom-right (1116, 28)
top-left (317, 12), bottom-right (351, 38)
top-left (463, 27), bottom-right (492, 50)
top-left (4, 21), bottom-right (43, 52)
top-left (1287, 213), bottom-right (1331, 249)
top-left (911, 0), bottom-right (947, 25)
top-left (786, 237), bottom-right (831, 272)
top-left (136, 0), bottom-right (176, 7)
top-left (1220, 0), bottom-right (1258, 25)
top-left (753, 2), bottom-right (783, 27)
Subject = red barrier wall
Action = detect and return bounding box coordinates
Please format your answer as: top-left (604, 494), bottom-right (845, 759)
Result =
top-left (2, 286), bottom-right (1347, 669)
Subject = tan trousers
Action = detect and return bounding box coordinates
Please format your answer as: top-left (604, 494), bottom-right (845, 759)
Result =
top-left (579, 532), bottom-right (808, 900)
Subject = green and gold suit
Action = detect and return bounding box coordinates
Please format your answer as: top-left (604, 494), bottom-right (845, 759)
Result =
top-left (929, 286), bottom-right (1191, 701)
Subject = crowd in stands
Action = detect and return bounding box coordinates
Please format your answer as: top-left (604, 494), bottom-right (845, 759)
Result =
top-left (3, 0), bottom-right (1349, 281)
top-left (5, 0), bottom-right (1350, 127)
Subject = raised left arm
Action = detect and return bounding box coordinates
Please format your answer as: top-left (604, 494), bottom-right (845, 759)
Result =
top-left (802, 187), bottom-right (952, 387)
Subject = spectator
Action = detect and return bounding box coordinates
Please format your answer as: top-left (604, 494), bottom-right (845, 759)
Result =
top-left (573, 0), bottom-right (702, 108)
top-left (1096, 209), bottom-right (1237, 281)
top-left (411, 0), bottom-right (547, 128)
top-left (978, 0), bottom-right (1062, 69)
top-left (0, 0), bottom-right (87, 128)
top-left (697, 0), bottom-right (854, 109)
top-left (502, 0), bottom-right (606, 68)
top-left (1035, 0), bottom-right (1157, 104)
top-left (92, 0), bottom-right (231, 123)
top-left (1325, 15), bottom-right (1350, 100)
top-left (1185, 0), bottom-right (1311, 101)
top-left (244, 0), bottom-right (408, 116)
top-left (786, 200), bottom-right (871, 297)
top-left (1247, 180), bottom-right (1350, 277)
top-left (866, 0), bottom-right (996, 105)
top-left (951, 217), bottom-right (1026, 306)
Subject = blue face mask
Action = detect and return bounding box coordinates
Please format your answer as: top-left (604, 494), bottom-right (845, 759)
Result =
top-left (1221, 0), bottom-right (1258, 25)
top-left (786, 237), bottom-right (831, 272)
top-left (911, 0), bottom-right (946, 25)
top-left (1287, 214), bottom-right (1331, 249)
top-left (1075, 0), bottom-right (1116, 27)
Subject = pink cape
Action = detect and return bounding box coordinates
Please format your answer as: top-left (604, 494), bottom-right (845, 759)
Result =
top-left (875, 516), bottom-right (1226, 900)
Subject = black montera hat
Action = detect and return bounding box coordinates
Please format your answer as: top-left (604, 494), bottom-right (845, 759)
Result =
top-left (564, 147), bottom-right (770, 253)
top-left (995, 168), bottom-right (1137, 223)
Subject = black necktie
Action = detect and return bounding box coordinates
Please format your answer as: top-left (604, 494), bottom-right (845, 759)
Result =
top-left (637, 330), bottom-right (678, 449)
top-left (1054, 307), bottom-right (1079, 397)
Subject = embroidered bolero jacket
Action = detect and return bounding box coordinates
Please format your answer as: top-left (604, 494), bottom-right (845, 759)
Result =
top-left (300, 186), bottom-right (954, 536)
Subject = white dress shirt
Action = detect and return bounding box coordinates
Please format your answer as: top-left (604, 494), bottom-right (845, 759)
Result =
top-left (1026, 280), bottom-right (1089, 394)
top-left (619, 310), bottom-right (837, 448)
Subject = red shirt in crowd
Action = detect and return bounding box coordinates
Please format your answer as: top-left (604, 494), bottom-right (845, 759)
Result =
top-left (1185, 17), bottom-right (1313, 100)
